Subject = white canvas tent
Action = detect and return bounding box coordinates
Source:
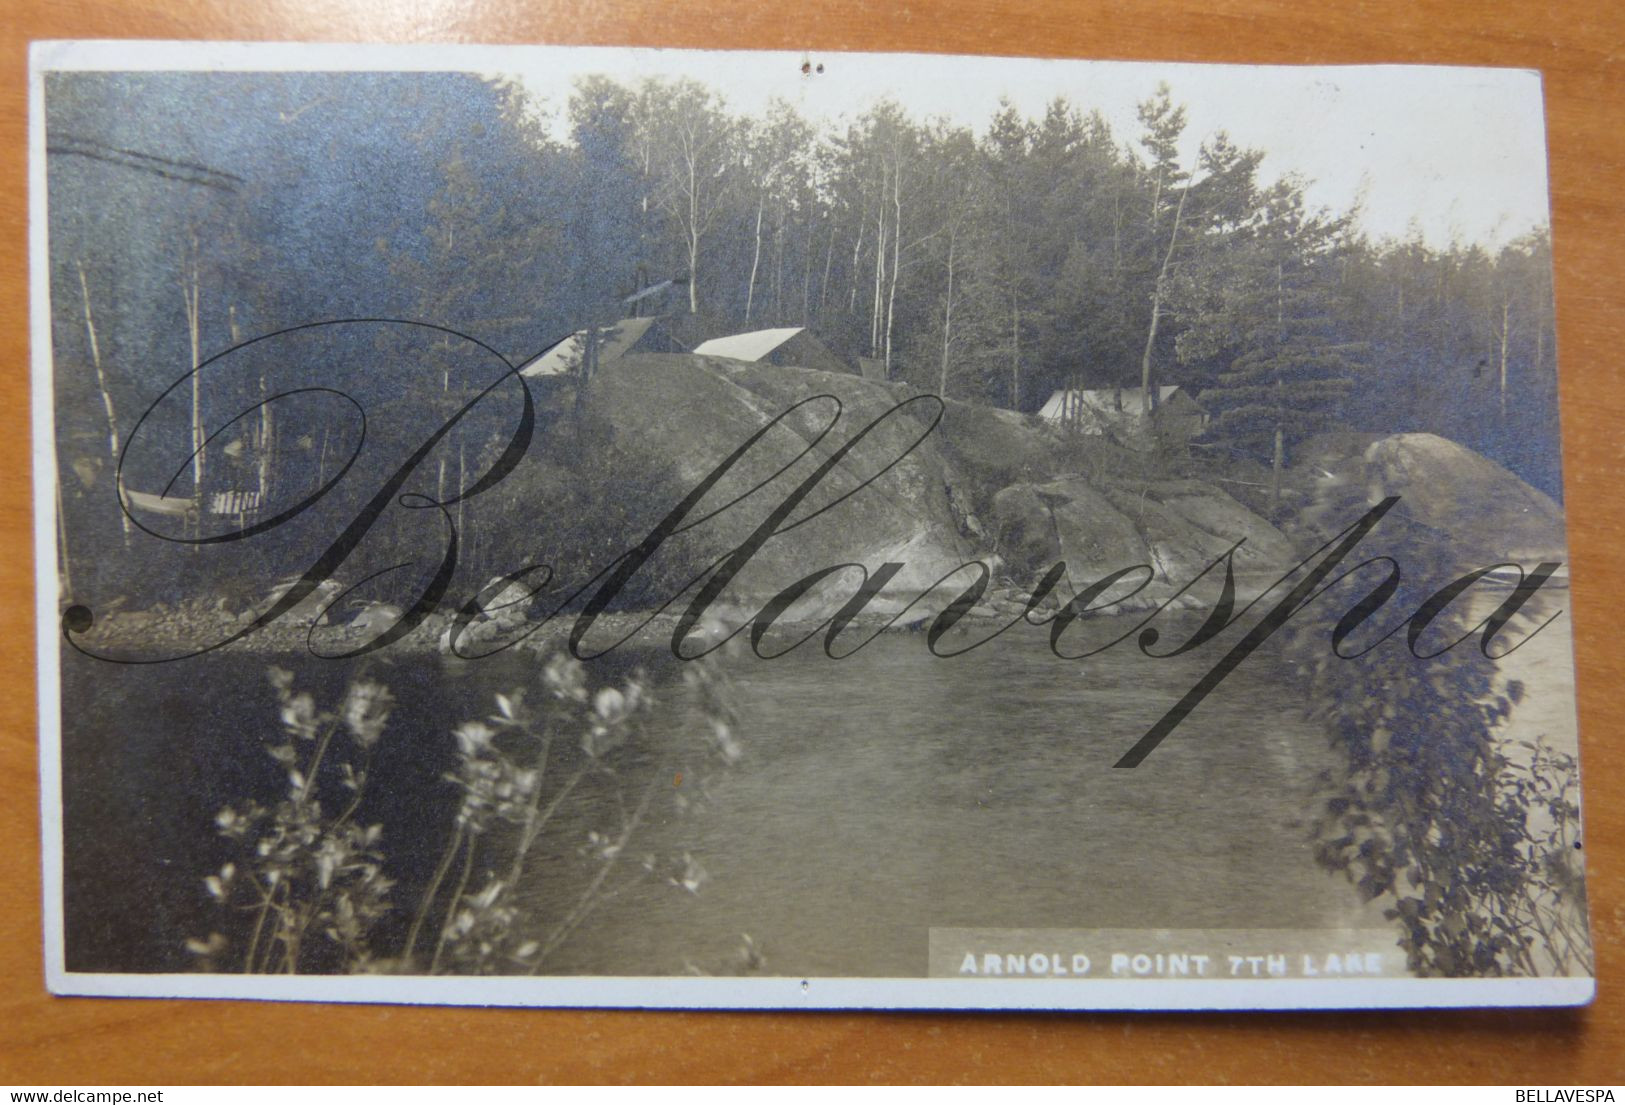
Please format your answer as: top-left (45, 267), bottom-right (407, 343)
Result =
top-left (1038, 386), bottom-right (1181, 425)
top-left (1038, 386), bottom-right (1207, 447)
top-left (692, 327), bottom-right (852, 375)
top-left (518, 316), bottom-right (675, 378)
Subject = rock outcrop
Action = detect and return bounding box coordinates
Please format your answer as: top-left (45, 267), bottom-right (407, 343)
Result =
top-left (86, 353), bottom-right (1569, 652)
top-left (564, 354), bottom-right (975, 617)
top-left (552, 354), bottom-right (1309, 618)
top-left (928, 398), bottom-right (1068, 504)
top-left (1359, 433), bottom-right (1566, 562)
top-left (991, 476), bottom-right (1297, 607)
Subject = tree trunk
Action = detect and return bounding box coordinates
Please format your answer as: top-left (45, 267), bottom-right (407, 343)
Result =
top-left (1010, 294), bottom-right (1022, 411)
top-left (1112, 190), bottom-right (1122, 275)
top-left (871, 171), bottom-right (887, 356)
top-left (77, 260), bottom-right (129, 541)
top-left (258, 372), bottom-right (274, 504)
top-left (1271, 426), bottom-right (1284, 508)
top-left (1138, 183), bottom-right (1188, 414)
top-left (638, 128), bottom-right (653, 261)
top-left (884, 152), bottom-right (902, 375)
top-left (773, 212), bottom-right (785, 321)
top-left (183, 261), bottom-right (205, 496)
top-left (686, 226), bottom-right (700, 314)
top-left (686, 143), bottom-right (701, 313)
top-left (848, 195), bottom-right (866, 313)
top-left (745, 189), bottom-right (766, 323)
top-left (456, 440), bottom-right (466, 545)
top-left (819, 217), bottom-right (837, 316)
top-left (1535, 311), bottom-right (1544, 378)
top-left (801, 218), bottom-right (815, 324)
top-left (1499, 299), bottom-right (1511, 420)
top-left (56, 476), bottom-right (73, 597)
top-left (1138, 296), bottom-right (1163, 414)
top-left (939, 226), bottom-right (956, 398)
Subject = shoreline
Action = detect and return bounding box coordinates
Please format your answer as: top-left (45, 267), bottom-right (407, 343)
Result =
top-left (62, 567), bottom-right (1564, 660)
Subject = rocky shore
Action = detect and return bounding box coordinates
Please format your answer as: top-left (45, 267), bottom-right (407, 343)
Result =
top-left (69, 355), bottom-right (1568, 658)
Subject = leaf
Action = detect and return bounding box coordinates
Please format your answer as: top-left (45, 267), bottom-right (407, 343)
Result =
top-left (184, 933), bottom-right (227, 957)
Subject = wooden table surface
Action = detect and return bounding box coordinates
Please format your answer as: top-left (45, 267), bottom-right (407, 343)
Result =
top-left (4, 0), bottom-right (1623, 1085)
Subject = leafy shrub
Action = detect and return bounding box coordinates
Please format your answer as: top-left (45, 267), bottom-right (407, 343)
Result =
top-left (191, 641), bottom-right (742, 975)
top-left (1283, 497), bottom-right (1590, 977)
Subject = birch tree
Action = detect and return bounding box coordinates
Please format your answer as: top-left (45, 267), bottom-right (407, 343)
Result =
top-left (646, 80), bottom-right (738, 316)
top-left (75, 258), bottom-right (130, 540)
top-left (1134, 85), bottom-right (1191, 414)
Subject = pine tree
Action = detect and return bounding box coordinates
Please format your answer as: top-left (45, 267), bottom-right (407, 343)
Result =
top-left (1200, 182), bottom-right (1363, 501)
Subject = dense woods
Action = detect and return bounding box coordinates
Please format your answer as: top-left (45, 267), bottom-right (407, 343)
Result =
top-left (552, 75), bottom-right (1559, 494)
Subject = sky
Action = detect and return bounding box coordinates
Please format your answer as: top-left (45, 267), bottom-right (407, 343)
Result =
top-left (35, 41), bottom-right (1552, 250)
top-left (503, 48), bottom-right (1551, 251)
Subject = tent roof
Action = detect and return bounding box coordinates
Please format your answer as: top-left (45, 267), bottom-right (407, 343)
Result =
top-left (518, 316), bottom-right (661, 378)
top-left (692, 327), bottom-right (806, 362)
top-left (1037, 386), bottom-right (1193, 422)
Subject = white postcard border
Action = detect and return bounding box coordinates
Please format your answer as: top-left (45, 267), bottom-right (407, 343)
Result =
top-left (42, 969), bottom-right (1598, 1010)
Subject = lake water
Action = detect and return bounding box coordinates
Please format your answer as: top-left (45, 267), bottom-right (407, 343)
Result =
top-left (58, 594), bottom-right (1576, 978)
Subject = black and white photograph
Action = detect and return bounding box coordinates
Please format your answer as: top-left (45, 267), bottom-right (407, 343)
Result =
top-left (29, 42), bottom-right (1593, 1009)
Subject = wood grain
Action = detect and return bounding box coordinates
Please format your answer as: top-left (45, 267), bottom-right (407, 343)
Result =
top-left (3, 0), bottom-right (1622, 1085)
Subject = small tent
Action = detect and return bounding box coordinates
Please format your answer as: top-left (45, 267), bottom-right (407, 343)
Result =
top-left (518, 316), bottom-right (683, 379)
top-left (1038, 386), bottom-right (1207, 448)
top-left (692, 327), bottom-right (852, 375)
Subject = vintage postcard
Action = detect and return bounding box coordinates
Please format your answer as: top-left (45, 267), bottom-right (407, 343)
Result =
top-left (29, 42), bottom-right (1592, 1009)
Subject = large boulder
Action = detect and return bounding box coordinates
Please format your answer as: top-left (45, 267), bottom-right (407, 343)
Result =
top-left (1359, 434), bottom-right (1565, 562)
top-left (1114, 479), bottom-right (1300, 568)
top-left (990, 475), bottom-right (1296, 608)
top-left (557, 354), bottom-right (975, 619)
top-left (991, 478), bottom-right (1147, 587)
top-left (929, 399), bottom-right (1065, 500)
top-left (709, 360), bottom-right (958, 539)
